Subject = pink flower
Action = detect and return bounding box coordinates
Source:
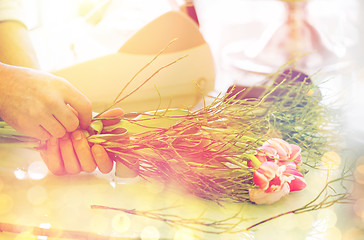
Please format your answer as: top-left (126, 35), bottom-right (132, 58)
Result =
top-left (256, 138), bottom-right (302, 167)
top-left (252, 162), bottom-right (288, 192)
top-left (249, 162), bottom-right (290, 204)
top-left (249, 161), bottom-right (307, 204)
top-left (283, 166), bottom-right (307, 192)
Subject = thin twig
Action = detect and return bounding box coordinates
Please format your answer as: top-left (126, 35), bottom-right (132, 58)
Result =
top-left (95, 38), bottom-right (181, 117)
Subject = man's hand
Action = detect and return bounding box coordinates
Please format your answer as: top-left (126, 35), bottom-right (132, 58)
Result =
top-left (0, 63), bottom-right (92, 140)
top-left (40, 108), bottom-right (124, 175)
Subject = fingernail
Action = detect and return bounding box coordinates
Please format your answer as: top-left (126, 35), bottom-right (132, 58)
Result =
top-left (92, 146), bottom-right (103, 157)
top-left (72, 131), bottom-right (83, 141)
top-left (60, 133), bottom-right (69, 141)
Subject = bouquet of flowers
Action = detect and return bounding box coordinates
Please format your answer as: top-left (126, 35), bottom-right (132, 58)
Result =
top-left (0, 56), bottom-right (335, 206)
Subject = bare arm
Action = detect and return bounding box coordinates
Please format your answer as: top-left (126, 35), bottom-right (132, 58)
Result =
top-left (0, 20), bottom-right (40, 68)
top-left (0, 20), bottom-right (92, 140)
top-left (0, 19), bottom-right (117, 176)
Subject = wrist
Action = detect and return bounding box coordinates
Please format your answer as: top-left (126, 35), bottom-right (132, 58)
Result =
top-left (0, 63), bottom-right (25, 115)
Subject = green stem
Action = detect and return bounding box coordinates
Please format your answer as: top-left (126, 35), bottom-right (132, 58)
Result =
top-left (238, 135), bottom-right (260, 142)
top-left (245, 154), bottom-right (262, 169)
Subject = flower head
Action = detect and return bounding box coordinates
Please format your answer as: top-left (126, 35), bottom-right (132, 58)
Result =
top-left (249, 158), bottom-right (307, 204)
top-left (249, 162), bottom-right (291, 204)
top-left (256, 138), bottom-right (302, 167)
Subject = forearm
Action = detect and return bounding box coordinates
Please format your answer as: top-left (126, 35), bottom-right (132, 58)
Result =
top-left (0, 20), bottom-right (40, 69)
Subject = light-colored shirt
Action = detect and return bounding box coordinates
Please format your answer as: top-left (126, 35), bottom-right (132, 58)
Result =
top-left (0, 0), bottom-right (26, 26)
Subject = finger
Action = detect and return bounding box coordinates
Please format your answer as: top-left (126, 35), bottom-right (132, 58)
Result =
top-left (26, 125), bottom-right (51, 141)
top-left (15, 124), bottom-right (51, 141)
top-left (59, 133), bottom-right (81, 174)
top-left (5, 111), bottom-right (50, 141)
top-left (99, 108), bottom-right (124, 126)
top-left (91, 144), bottom-right (113, 174)
top-left (99, 108), bottom-right (124, 118)
top-left (44, 137), bottom-right (66, 175)
top-left (71, 130), bottom-right (97, 173)
top-left (40, 116), bottom-right (66, 139)
top-left (53, 106), bottom-right (80, 132)
top-left (64, 87), bottom-right (92, 130)
top-left (67, 104), bottom-right (79, 117)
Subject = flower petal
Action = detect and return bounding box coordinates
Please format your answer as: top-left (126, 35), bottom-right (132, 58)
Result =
top-left (289, 177), bottom-right (307, 191)
top-left (290, 144), bottom-right (302, 165)
top-left (256, 154), bottom-right (268, 163)
top-left (283, 166), bottom-right (307, 191)
top-left (249, 183), bottom-right (290, 205)
top-left (266, 138), bottom-right (291, 159)
top-left (253, 162), bottom-right (280, 190)
top-left (276, 160), bottom-right (297, 168)
top-left (258, 146), bottom-right (279, 159)
top-left (253, 169), bottom-right (269, 190)
top-left (258, 162), bottom-right (279, 178)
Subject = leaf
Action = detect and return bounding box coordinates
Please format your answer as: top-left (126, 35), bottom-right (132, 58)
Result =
top-left (89, 120), bottom-right (103, 134)
top-left (87, 128), bottom-right (129, 144)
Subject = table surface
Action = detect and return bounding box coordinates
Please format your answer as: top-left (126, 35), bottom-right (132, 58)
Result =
top-left (0, 144), bottom-right (356, 240)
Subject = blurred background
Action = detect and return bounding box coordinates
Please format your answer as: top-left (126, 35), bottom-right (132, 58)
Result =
top-left (21, 0), bottom-right (175, 71)
top-left (6, 0), bottom-right (364, 239)
top-left (20, 0), bottom-right (364, 141)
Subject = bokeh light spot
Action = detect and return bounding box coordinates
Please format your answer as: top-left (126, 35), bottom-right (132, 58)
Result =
top-left (111, 213), bottom-right (131, 233)
top-left (14, 168), bottom-right (27, 180)
top-left (356, 156), bottom-right (364, 166)
top-left (28, 161), bottom-right (48, 180)
top-left (353, 198), bottom-right (364, 217)
top-left (0, 193), bottom-right (13, 215)
top-left (342, 227), bottom-right (364, 240)
top-left (321, 151), bottom-right (341, 170)
top-left (27, 185), bottom-right (47, 205)
top-left (39, 222), bottom-right (51, 229)
top-left (140, 226), bottom-right (160, 240)
top-left (354, 165), bottom-right (364, 184)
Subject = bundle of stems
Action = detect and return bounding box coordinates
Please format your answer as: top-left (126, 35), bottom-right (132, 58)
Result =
top-left (0, 40), bottom-right (338, 204)
top-left (0, 70), bottom-right (335, 204)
